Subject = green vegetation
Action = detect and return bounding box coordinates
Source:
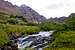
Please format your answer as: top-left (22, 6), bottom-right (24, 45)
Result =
top-left (44, 14), bottom-right (75, 50)
top-left (0, 29), bottom-right (9, 45)
top-left (39, 21), bottom-right (65, 31)
top-left (0, 12), bottom-right (75, 50)
top-left (0, 13), bottom-right (40, 45)
top-left (0, 24), bottom-right (40, 45)
top-left (51, 31), bottom-right (75, 47)
top-left (44, 47), bottom-right (75, 50)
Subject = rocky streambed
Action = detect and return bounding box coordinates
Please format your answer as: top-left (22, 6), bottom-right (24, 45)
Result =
top-left (0, 31), bottom-right (54, 50)
top-left (17, 31), bottom-right (54, 50)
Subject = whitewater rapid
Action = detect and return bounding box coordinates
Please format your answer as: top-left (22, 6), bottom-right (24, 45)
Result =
top-left (17, 31), bottom-right (54, 50)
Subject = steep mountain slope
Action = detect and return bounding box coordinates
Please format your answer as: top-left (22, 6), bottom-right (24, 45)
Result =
top-left (19, 5), bottom-right (46, 23)
top-left (0, 0), bottom-right (46, 23)
top-left (0, 0), bottom-right (22, 15)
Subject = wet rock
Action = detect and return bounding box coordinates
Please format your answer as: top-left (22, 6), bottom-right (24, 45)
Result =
top-left (10, 31), bottom-right (54, 49)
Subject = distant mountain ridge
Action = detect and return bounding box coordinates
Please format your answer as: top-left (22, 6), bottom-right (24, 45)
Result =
top-left (48, 16), bottom-right (69, 23)
top-left (48, 13), bottom-right (75, 23)
top-left (0, 0), bottom-right (46, 23)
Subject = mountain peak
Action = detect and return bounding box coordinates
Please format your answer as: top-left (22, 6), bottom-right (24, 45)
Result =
top-left (0, 0), bottom-right (46, 23)
top-left (20, 4), bottom-right (27, 7)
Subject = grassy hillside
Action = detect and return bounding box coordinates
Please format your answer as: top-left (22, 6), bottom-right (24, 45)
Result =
top-left (0, 13), bottom-right (40, 45)
top-left (43, 13), bottom-right (75, 50)
top-left (0, 13), bottom-right (75, 50)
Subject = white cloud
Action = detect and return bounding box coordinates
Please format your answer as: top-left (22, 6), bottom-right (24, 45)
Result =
top-left (5, 0), bottom-right (75, 19)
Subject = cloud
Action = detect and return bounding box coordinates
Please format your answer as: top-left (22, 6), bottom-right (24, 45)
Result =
top-left (46, 3), bottom-right (64, 9)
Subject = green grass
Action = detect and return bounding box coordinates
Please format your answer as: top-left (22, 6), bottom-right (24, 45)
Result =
top-left (44, 47), bottom-right (75, 50)
top-left (43, 31), bottom-right (75, 50)
top-left (0, 24), bottom-right (40, 45)
top-left (0, 13), bottom-right (41, 45)
top-left (0, 29), bottom-right (9, 45)
top-left (51, 31), bottom-right (75, 47)
top-left (1, 12), bottom-right (75, 50)
top-left (5, 24), bottom-right (40, 34)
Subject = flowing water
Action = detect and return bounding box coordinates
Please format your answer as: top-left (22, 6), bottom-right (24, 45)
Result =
top-left (17, 31), bottom-right (54, 50)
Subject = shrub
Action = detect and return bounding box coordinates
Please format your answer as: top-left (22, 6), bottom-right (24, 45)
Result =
top-left (39, 22), bottom-right (65, 31)
top-left (7, 18), bottom-right (18, 24)
top-left (0, 29), bottom-right (9, 45)
top-left (51, 31), bottom-right (75, 47)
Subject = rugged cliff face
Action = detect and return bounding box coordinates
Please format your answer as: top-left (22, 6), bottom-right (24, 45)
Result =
top-left (19, 5), bottom-right (46, 23)
top-left (0, 0), bottom-right (46, 23)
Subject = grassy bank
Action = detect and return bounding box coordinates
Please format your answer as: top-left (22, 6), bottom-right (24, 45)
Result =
top-left (44, 47), bottom-right (75, 50)
top-left (0, 14), bottom-right (40, 45)
top-left (0, 24), bottom-right (40, 45)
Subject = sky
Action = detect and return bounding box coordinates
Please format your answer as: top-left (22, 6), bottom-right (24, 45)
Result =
top-left (5, 0), bottom-right (75, 19)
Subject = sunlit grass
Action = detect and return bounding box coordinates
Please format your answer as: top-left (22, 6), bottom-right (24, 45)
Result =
top-left (44, 47), bottom-right (75, 50)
